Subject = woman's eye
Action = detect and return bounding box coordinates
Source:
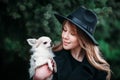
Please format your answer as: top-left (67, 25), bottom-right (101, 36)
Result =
top-left (71, 32), bottom-right (75, 35)
top-left (71, 33), bottom-right (75, 35)
top-left (63, 28), bottom-right (67, 32)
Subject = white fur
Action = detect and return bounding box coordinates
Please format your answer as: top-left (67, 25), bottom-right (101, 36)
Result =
top-left (27, 36), bottom-right (56, 79)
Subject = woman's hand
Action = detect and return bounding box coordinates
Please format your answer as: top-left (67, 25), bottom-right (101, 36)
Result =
top-left (33, 64), bottom-right (53, 80)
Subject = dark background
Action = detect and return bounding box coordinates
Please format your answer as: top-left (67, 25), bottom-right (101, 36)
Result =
top-left (0, 0), bottom-right (120, 80)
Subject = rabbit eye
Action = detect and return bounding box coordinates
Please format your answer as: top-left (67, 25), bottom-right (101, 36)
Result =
top-left (43, 42), bottom-right (47, 44)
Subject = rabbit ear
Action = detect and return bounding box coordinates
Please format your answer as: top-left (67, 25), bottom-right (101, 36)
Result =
top-left (27, 38), bottom-right (37, 46)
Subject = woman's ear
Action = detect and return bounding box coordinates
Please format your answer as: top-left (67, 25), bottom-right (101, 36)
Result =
top-left (27, 38), bottom-right (37, 46)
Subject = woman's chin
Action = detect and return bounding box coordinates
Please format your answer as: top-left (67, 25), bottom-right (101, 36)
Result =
top-left (63, 45), bottom-right (71, 50)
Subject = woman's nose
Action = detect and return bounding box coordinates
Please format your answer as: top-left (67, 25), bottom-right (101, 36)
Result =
top-left (63, 32), bottom-right (69, 39)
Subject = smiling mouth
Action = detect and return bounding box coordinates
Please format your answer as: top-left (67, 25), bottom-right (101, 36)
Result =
top-left (63, 41), bottom-right (70, 45)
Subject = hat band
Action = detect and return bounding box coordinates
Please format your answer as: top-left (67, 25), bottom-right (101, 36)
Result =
top-left (67, 15), bottom-right (93, 34)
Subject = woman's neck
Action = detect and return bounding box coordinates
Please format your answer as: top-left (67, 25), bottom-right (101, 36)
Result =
top-left (71, 47), bottom-right (85, 62)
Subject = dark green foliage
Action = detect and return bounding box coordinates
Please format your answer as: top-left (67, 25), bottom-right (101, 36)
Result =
top-left (0, 0), bottom-right (120, 80)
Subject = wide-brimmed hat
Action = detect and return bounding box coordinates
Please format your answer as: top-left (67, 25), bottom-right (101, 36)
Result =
top-left (54, 6), bottom-right (98, 45)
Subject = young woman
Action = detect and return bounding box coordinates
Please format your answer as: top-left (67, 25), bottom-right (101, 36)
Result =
top-left (33, 6), bottom-right (111, 80)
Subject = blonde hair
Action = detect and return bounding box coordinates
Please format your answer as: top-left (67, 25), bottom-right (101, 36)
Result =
top-left (52, 21), bottom-right (111, 80)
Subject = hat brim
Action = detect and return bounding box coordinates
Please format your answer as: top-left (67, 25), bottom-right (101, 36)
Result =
top-left (54, 13), bottom-right (98, 45)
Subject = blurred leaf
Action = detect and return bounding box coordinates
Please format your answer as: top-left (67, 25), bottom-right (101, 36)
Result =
top-left (4, 37), bottom-right (21, 52)
top-left (99, 40), bottom-right (120, 60)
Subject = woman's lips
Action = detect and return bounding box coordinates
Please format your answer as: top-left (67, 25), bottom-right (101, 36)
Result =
top-left (63, 41), bottom-right (70, 46)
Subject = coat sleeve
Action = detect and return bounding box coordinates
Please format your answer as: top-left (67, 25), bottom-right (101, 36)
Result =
top-left (68, 56), bottom-right (108, 80)
top-left (67, 65), bottom-right (107, 80)
top-left (52, 72), bottom-right (58, 80)
top-left (67, 65), bottom-right (95, 80)
top-left (93, 70), bottom-right (107, 80)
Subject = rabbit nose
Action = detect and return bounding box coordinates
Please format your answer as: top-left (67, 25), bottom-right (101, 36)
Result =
top-left (50, 42), bottom-right (54, 47)
top-left (50, 42), bottom-right (52, 46)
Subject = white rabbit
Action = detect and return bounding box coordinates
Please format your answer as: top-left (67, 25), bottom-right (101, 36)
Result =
top-left (27, 36), bottom-right (56, 80)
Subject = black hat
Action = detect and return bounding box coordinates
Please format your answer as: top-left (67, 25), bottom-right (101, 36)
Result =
top-left (54, 6), bottom-right (98, 45)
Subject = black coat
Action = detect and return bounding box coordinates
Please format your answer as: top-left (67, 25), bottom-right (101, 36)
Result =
top-left (52, 50), bottom-right (107, 80)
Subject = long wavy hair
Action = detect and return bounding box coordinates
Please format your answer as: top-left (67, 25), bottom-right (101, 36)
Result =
top-left (52, 20), bottom-right (111, 80)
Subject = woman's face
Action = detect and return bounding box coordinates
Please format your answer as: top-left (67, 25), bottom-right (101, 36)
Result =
top-left (62, 21), bottom-right (80, 50)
